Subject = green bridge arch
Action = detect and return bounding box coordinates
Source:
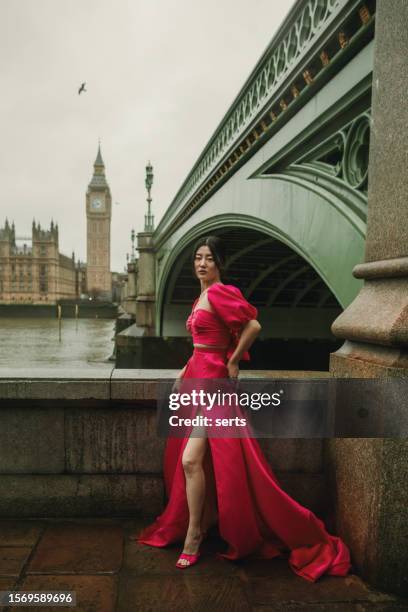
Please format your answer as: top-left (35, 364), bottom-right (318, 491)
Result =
top-left (156, 174), bottom-right (365, 335)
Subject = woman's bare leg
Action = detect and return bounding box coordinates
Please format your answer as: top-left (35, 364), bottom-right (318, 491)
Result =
top-left (200, 444), bottom-right (218, 532)
top-left (179, 433), bottom-right (208, 564)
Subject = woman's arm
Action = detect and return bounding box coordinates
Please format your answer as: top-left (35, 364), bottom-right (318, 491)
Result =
top-left (227, 319), bottom-right (261, 378)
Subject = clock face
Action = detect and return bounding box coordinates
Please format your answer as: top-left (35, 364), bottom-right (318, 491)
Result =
top-left (91, 198), bottom-right (102, 210)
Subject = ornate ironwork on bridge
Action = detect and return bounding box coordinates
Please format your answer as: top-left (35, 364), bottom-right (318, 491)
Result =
top-left (156, 0), bottom-right (375, 243)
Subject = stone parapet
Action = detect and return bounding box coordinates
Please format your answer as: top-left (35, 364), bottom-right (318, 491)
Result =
top-left (0, 369), bottom-right (329, 519)
top-left (0, 368), bottom-right (330, 400)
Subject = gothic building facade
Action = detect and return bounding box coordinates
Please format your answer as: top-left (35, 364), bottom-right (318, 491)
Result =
top-left (0, 219), bottom-right (77, 304)
top-left (0, 145), bottom-right (114, 305)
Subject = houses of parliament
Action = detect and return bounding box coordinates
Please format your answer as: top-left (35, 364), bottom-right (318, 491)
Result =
top-left (0, 146), bottom-right (113, 304)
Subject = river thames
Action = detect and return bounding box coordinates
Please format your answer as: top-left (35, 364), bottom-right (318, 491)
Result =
top-left (0, 318), bottom-right (115, 369)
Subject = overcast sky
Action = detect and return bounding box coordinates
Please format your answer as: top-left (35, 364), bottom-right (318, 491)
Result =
top-left (1, 0), bottom-right (292, 272)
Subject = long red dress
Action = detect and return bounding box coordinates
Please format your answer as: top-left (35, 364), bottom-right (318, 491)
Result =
top-left (137, 282), bottom-right (352, 582)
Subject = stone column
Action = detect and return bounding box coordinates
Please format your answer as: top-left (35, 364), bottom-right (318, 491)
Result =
top-left (327, 0), bottom-right (408, 596)
top-left (122, 260), bottom-right (138, 317)
top-left (122, 278), bottom-right (128, 301)
top-left (127, 262), bottom-right (137, 299)
top-left (135, 231), bottom-right (156, 333)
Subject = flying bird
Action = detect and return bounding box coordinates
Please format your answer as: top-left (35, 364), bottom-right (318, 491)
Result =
top-left (78, 82), bottom-right (87, 95)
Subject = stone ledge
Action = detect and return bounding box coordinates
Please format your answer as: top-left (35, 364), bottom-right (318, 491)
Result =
top-left (331, 279), bottom-right (408, 347)
top-left (0, 369), bottom-right (331, 400)
top-left (353, 256), bottom-right (408, 279)
top-left (330, 343), bottom-right (408, 376)
top-left (0, 368), bottom-right (114, 379)
top-left (0, 475), bottom-right (164, 517)
top-left (0, 472), bottom-right (324, 519)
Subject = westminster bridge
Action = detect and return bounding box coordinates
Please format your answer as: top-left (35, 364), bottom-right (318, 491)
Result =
top-left (115, 0), bottom-right (408, 596)
top-left (124, 0), bottom-right (374, 357)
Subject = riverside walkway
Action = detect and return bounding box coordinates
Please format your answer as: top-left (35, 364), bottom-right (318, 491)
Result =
top-left (1, 517), bottom-right (407, 611)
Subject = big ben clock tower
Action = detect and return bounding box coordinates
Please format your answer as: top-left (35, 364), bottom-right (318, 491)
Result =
top-left (86, 144), bottom-right (112, 299)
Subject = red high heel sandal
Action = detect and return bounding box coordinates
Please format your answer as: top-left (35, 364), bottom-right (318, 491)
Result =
top-left (175, 551), bottom-right (201, 569)
top-left (175, 530), bottom-right (206, 569)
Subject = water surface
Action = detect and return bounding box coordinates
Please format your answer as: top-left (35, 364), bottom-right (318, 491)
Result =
top-left (0, 318), bottom-right (115, 369)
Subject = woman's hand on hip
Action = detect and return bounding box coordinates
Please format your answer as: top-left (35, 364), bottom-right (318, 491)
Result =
top-left (227, 359), bottom-right (239, 379)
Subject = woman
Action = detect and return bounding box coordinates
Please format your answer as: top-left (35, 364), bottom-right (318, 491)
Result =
top-left (137, 235), bottom-right (351, 581)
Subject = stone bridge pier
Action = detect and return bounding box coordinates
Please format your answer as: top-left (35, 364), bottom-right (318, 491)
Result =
top-left (327, 0), bottom-right (408, 596)
top-left (135, 231), bottom-right (155, 332)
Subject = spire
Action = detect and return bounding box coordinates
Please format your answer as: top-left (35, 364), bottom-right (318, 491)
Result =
top-left (88, 141), bottom-right (109, 190)
top-left (94, 141), bottom-right (104, 168)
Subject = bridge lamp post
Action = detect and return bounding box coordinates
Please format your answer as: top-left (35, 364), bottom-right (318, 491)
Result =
top-left (131, 228), bottom-right (136, 262)
top-left (133, 160), bottom-right (155, 333)
top-left (144, 161), bottom-right (155, 232)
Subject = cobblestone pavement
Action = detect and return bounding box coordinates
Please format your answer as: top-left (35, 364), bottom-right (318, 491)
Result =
top-left (0, 518), bottom-right (407, 611)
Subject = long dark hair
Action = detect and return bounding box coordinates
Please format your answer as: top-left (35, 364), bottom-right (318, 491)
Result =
top-left (191, 235), bottom-right (227, 280)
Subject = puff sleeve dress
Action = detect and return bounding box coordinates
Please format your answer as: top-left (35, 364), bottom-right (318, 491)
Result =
top-left (185, 283), bottom-right (258, 364)
top-left (137, 283), bottom-right (352, 583)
